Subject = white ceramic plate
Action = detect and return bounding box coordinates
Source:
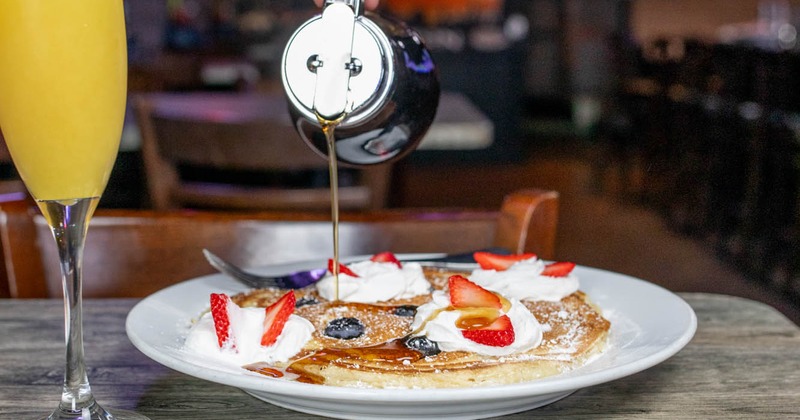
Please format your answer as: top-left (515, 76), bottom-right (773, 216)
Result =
top-left (126, 256), bottom-right (697, 419)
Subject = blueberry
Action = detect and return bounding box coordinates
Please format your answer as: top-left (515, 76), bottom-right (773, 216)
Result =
top-left (403, 335), bottom-right (441, 357)
top-left (324, 317), bottom-right (365, 340)
top-left (295, 296), bottom-right (319, 308)
top-left (394, 305), bottom-right (418, 317)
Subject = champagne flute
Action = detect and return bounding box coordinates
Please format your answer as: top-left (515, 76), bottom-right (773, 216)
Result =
top-left (0, 1), bottom-right (148, 419)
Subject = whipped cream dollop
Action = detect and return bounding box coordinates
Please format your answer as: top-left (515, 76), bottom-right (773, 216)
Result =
top-left (410, 290), bottom-right (543, 356)
top-left (183, 308), bottom-right (314, 366)
top-left (316, 260), bottom-right (432, 303)
top-left (469, 258), bottom-right (579, 301)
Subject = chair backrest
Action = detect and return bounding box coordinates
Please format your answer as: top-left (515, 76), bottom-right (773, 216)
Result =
top-left (133, 92), bottom-right (391, 211)
top-left (0, 134), bottom-right (32, 297)
top-left (0, 133), bottom-right (26, 196)
top-left (0, 189), bottom-right (558, 298)
top-left (0, 192), bottom-right (42, 298)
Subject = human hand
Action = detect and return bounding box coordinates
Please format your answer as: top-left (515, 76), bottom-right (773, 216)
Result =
top-left (313, 0), bottom-right (379, 10)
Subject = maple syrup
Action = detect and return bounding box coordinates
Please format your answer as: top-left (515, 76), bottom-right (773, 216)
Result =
top-left (245, 301), bottom-right (427, 384)
top-left (284, 339), bottom-right (424, 384)
top-left (318, 116), bottom-right (344, 301)
top-left (243, 362), bottom-right (284, 378)
top-left (455, 308), bottom-right (502, 330)
top-left (285, 365), bottom-right (326, 384)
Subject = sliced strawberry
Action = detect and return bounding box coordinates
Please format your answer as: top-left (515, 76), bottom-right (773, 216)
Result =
top-left (461, 314), bottom-right (515, 347)
top-left (541, 261), bottom-right (576, 277)
top-left (370, 251), bottom-right (402, 268)
top-left (473, 252), bottom-right (537, 271)
top-left (448, 275), bottom-right (502, 309)
top-left (327, 259), bottom-right (359, 277)
top-left (210, 293), bottom-right (238, 349)
top-left (260, 291), bottom-right (296, 347)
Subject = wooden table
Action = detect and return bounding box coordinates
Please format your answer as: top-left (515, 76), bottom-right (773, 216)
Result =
top-left (1, 294), bottom-right (798, 419)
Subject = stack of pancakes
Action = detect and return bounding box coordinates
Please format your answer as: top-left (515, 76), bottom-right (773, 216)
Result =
top-left (232, 266), bottom-right (611, 388)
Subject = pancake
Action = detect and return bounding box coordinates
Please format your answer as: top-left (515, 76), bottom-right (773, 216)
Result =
top-left (232, 266), bottom-right (610, 388)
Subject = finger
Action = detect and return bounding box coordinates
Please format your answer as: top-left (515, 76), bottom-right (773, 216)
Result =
top-left (313, 0), bottom-right (380, 10)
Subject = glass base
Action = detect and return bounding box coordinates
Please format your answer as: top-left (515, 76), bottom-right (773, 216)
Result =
top-left (40, 404), bottom-right (150, 420)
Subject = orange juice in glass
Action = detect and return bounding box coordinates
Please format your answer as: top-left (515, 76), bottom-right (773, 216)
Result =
top-left (0, 0), bottom-right (126, 200)
top-left (0, 1), bottom-right (147, 419)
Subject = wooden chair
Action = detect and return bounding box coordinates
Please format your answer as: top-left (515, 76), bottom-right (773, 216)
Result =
top-left (0, 132), bottom-right (26, 196)
top-left (0, 192), bottom-right (38, 298)
top-left (0, 189), bottom-right (559, 298)
top-left (0, 134), bottom-right (29, 297)
top-left (133, 92), bottom-right (392, 211)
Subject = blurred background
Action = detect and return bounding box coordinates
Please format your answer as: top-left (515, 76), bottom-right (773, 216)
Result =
top-left (2, 0), bottom-right (799, 322)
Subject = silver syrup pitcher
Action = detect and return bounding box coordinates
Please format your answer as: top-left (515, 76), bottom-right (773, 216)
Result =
top-left (281, 0), bottom-right (440, 166)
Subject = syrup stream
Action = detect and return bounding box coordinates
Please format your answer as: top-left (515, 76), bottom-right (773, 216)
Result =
top-left (319, 118), bottom-right (342, 301)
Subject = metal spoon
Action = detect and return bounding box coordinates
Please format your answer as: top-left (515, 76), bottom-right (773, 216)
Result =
top-left (202, 248), bottom-right (506, 289)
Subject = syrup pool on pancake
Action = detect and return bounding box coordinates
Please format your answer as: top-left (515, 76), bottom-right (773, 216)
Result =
top-left (409, 275), bottom-right (545, 356)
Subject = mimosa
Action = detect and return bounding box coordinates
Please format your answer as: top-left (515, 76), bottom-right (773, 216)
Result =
top-left (0, 1), bottom-right (143, 419)
top-left (0, 0), bottom-right (128, 201)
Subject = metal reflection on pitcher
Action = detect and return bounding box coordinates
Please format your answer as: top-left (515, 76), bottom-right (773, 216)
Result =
top-left (281, 0), bottom-right (440, 166)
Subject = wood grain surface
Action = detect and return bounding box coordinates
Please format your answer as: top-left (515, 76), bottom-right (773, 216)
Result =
top-left (0, 294), bottom-right (798, 419)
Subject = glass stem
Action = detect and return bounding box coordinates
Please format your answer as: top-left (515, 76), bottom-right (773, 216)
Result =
top-left (38, 198), bottom-right (107, 418)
